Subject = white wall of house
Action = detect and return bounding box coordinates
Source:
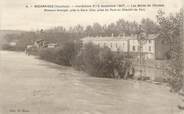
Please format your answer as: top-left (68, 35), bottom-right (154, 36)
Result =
top-left (81, 36), bottom-right (156, 59)
top-left (97, 40), bottom-right (128, 52)
top-left (47, 43), bottom-right (57, 48)
top-left (143, 40), bottom-right (155, 53)
top-left (129, 39), bottom-right (155, 59)
top-left (82, 38), bottom-right (128, 52)
top-left (129, 39), bottom-right (139, 52)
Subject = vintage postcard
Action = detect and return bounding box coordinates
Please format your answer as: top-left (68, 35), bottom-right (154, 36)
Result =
top-left (0, 0), bottom-right (183, 114)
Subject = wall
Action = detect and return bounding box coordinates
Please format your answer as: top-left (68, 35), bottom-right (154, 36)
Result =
top-left (82, 37), bottom-right (156, 59)
top-left (129, 39), bottom-right (155, 59)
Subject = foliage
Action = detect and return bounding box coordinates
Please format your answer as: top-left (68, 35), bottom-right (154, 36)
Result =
top-left (39, 48), bottom-right (58, 63)
top-left (39, 42), bottom-right (133, 79)
top-left (141, 18), bottom-right (159, 34)
top-left (156, 9), bottom-right (184, 92)
top-left (74, 43), bottom-right (133, 79)
top-left (39, 41), bottom-right (80, 66)
top-left (2, 17), bottom-right (159, 51)
top-left (55, 41), bottom-right (80, 66)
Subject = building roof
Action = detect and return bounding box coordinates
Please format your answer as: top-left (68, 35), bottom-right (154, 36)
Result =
top-left (81, 34), bottom-right (159, 42)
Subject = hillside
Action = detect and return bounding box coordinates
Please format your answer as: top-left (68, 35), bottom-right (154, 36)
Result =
top-left (0, 30), bottom-right (25, 44)
top-left (0, 30), bottom-right (24, 38)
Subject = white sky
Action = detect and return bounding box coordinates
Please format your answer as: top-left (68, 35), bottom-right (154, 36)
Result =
top-left (0, 0), bottom-right (183, 31)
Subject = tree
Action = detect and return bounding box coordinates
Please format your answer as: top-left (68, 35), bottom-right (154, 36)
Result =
top-left (92, 23), bottom-right (104, 36)
top-left (156, 9), bottom-right (184, 91)
top-left (116, 19), bottom-right (126, 35)
top-left (141, 18), bottom-right (159, 34)
top-left (56, 41), bottom-right (79, 66)
top-left (46, 26), bottom-right (66, 33)
top-left (107, 23), bottom-right (117, 36)
top-left (85, 25), bottom-right (93, 36)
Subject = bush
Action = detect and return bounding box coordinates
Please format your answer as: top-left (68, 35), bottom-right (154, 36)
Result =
top-left (57, 41), bottom-right (79, 66)
top-left (39, 48), bottom-right (58, 62)
top-left (73, 43), bottom-right (134, 79)
top-left (39, 42), bottom-right (134, 79)
top-left (39, 41), bottom-right (80, 66)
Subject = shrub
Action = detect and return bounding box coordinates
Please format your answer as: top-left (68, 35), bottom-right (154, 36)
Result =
top-left (79, 43), bottom-right (102, 76)
top-left (39, 41), bottom-right (80, 66)
top-left (55, 41), bottom-right (79, 66)
top-left (39, 48), bottom-right (58, 63)
top-left (73, 43), bottom-right (134, 79)
top-left (39, 42), bottom-right (134, 79)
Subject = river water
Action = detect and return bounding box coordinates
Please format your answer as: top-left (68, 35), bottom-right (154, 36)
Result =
top-left (0, 51), bottom-right (182, 114)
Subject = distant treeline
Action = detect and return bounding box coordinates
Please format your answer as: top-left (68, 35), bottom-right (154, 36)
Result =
top-left (2, 18), bottom-right (159, 51)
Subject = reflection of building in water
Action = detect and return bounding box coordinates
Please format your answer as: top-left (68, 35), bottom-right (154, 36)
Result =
top-left (81, 34), bottom-right (169, 60)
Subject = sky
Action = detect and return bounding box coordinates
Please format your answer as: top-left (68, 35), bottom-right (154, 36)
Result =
top-left (0, 0), bottom-right (183, 31)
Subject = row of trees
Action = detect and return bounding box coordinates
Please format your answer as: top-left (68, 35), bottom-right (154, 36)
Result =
top-left (45, 18), bottom-right (159, 37)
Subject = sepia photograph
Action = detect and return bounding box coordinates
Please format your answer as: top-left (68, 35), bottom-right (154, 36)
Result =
top-left (0, 0), bottom-right (184, 114)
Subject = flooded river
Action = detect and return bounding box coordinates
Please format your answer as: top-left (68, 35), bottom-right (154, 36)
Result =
top-left (0, 51), bottom-right (182, 114)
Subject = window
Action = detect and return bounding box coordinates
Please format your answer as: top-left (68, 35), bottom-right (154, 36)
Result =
top-left (132, 46), bottom-right (136, 51)
top-left (149, 46), bottom-right (152, 51)
top-left (149, 40), bottom-right (151, 44)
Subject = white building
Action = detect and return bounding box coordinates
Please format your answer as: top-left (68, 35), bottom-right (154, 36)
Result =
top-left (81, 34), bottom-right (157, 59)
top-left (82, 36), bottom-right (128, 52)
top-left (47, 43), bottom-right (58, 48)
top-left (129, 38), bottom-right (155, 59)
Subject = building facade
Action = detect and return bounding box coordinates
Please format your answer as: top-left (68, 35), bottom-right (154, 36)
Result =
top-left (81, 34), bottom-right (157, 59)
